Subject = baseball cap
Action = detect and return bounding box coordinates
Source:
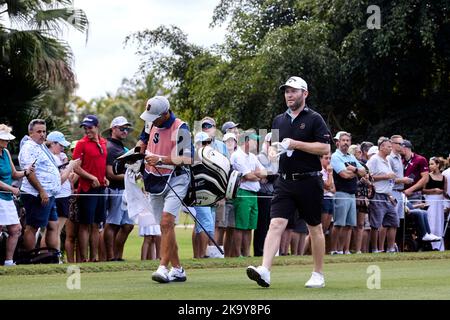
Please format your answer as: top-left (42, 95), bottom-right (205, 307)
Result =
top-left (194, 132), bottom-right (212, 144)
top-left (368, 146), bottom-right (379, 156)
top-left (201, 117), bottom-right (216, 127)
top-left (279, 76), bottom-right (308, 91)
top-left (80, 115), bottom-right (99, 128)
top-left (140, 96), bottom-right (170, 123)
top-left (47, 131), bottom-right (70, 147)
top-left (0, 125), bottom-right (16, 141)
top-left (264, 132), bottom-right (272, 142)
top-left (221, 121), bottom-right (240, 134)
top-left (222, 132), bottom-right (237, 142)
top-left (402, 140), bottom-right (413, 149)
top-left (333, 131), bottom-right (350, 141)
top-left (110, 116), bottom-right (132, 128)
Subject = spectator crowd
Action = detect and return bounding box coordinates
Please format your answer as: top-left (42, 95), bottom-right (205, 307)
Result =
top-left (1, 112), bottom-right (449, 266)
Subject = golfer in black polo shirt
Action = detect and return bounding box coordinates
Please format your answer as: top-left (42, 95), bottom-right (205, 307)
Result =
top-left (247, 76), bottom-right (331, 288)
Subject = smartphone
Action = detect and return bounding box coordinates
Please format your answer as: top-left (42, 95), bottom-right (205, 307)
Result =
top-left (31, 159), bottom-right (37, 167)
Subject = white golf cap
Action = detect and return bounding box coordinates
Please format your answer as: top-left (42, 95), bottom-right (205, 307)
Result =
top-left (368, 146), bottom-right (379, 156)
top-left (47, 131), bottom-right (70, 147)
top-left (0, 125), bottom-right (15, 141)
top-left (140, 96), bottom-right (170, 123)
top-left (195, 132), bottom-right (212, 144)
top-left (333, 131), bottom-right (350, 141)
top-left (222, 132), bottom-right (237, 142)
top-left (279, 76), bottom-right (308, 91)
top-left (110, 116), bottom-right (131, 128)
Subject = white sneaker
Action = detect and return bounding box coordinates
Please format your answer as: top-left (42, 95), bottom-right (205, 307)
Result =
top-left (152, 265), bottom-right (170, 283)
top-left (344, 251), bottom-right (352, 255)
top-left (3, 260), bottom-right (16, 267)
top-left (423, 233), bottom-right (442, 241)
top-left (305, 272), bottom-right (325, 288)
top-left (168, 267), bottom-right (187, 282)
top-left (246, 266), bottom-right (270, 288)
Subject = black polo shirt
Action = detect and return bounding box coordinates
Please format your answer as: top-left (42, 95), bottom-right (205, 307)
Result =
top-left (106, 138), bottom-right (127, 190)
top-left (272, 106), bottom-right (331, 174)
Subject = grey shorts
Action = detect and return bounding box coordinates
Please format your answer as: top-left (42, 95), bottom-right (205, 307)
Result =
top-left (149, 173), bottom-right (190, 222)
top-left (225, 200), bottom-right (235, 228)
top-left (333, 191), bottom-right (357, 227)
top-left (369, 193), bottom-right (399, 229)
top-left (106, 188), bottom-right (134, 226)
top-left (391, 190), bottom-right (405, 219)
top-left (215, 201), bottom-right (227, 228)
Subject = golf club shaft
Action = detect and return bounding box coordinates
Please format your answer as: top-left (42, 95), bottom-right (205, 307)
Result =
top-left (153, 166), bottom-right (224, 255)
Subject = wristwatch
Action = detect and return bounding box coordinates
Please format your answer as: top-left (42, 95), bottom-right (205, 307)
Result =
top-left (157, 157), bottom-right (163, 165)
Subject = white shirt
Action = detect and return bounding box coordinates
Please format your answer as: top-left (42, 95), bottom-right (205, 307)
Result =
top-left (321, 167), bottom-right (335, 198)
top-left (19, 139), bottom-right (61, 197)
top-left (387, 151), bottom-right (404, 190)
top-left (53, 153), bottom-right (72, 198)
top-left (230, 147), bottom-right (264, 193)
top-left (442, 168), bottom-right (450, 198)
top-left (367, 153), bottom-right (395, 194)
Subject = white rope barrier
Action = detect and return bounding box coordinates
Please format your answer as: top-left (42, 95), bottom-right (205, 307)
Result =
top-left (0, 190), bottom-right (448, 203)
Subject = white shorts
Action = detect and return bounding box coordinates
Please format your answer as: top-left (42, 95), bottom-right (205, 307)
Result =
top-left (0, 198), bottom-right (20, 226)
top-left (149, 173), bottom-right (190, 221)
top-left (139, 224), bottom-right (161, 237)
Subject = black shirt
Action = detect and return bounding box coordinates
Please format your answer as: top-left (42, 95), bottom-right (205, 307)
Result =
top-left (272, 106), bottom-right (331, 175)
top-left (106, 138), bottom-right (127, 190)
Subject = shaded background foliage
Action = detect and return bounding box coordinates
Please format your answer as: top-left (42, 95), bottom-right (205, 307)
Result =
top-left (1, 0), bottom-right (449, 158)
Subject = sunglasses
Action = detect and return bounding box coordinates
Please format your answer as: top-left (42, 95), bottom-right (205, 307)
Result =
top-left (118, 127), bottom-right (131, 133)
top-left (202, 123), bottom-right (215, 130)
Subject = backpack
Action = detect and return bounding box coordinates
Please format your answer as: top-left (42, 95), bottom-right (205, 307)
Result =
top-left (15, 247), bottom-right (61, 265)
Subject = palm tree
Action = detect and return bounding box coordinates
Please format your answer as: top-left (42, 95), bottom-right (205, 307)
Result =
top-left (0, 0), bottom-right (88, 153)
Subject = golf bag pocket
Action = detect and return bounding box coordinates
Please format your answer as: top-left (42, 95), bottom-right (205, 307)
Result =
top-left (143, 170), bottom-right (171, 195)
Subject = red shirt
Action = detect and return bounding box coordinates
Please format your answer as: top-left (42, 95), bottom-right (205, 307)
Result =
top-left (72, 135), bottom-right (107, 193)
top-left (403, 153), bottom-right (429, 189)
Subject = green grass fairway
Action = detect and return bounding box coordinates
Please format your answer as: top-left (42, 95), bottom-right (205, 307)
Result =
top-left (1, 257), bottom-right (450, 300)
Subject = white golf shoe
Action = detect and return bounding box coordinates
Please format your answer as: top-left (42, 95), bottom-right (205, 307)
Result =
top-left (246, 266), bottom-right (270, 288)
top-left (305, 272), bottom-right (325, 288)
top-left (422, 233), bottom-right (441, 242)
top-left (152, 265), bottom-right (170, 283)
top-left (168, 267), bottom-right (187, 282)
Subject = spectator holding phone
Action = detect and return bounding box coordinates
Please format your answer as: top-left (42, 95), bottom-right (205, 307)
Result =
top-left (19, 119), bottom-right (61, 251)
top-left (367, 137), bottom-right (398, 253)
top-left (402, 140), bottom-right (429, 200)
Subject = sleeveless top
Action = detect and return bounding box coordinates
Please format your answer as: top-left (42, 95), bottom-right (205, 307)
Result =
top-left (145, 118), bottom-right (185, 176)
top-left (425, 175), bottom-right (444, 190)
top-left (0, 149), bottom-right (13, 201)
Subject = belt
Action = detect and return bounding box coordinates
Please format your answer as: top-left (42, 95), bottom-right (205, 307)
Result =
top-left (280, 171), bottom-right (322, 181)
top-left (393, 189), bottom-right (404, 192)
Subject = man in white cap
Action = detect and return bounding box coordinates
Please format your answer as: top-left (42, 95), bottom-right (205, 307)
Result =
top-left (104, 116), bottom-right (135, 261)
top-left (246, 76), bottom-right (332, 288)
top-left (138, 96), bottom-right (193, 283)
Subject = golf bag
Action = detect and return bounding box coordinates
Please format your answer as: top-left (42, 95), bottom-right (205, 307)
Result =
top-left (184, 146), bottom-right (242, 206)
top-left (115, 146), bottom-right (242, 206)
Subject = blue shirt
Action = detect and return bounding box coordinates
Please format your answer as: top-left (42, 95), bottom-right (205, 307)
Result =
top-left (331, 149), bottom-right (363, 194)
top-left (212, 139), bottom-right (229, 158)
top-left (0, 149), bottom-right (13, 201)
